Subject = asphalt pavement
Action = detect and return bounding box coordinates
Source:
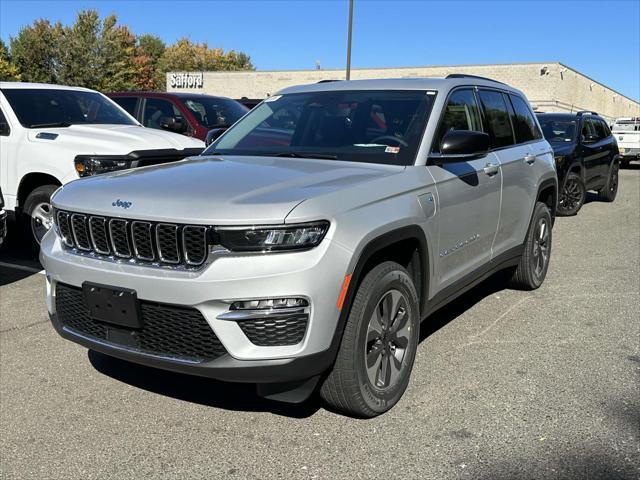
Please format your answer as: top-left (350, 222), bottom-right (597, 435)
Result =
top-left (1, 168), bottom-right (639, 479)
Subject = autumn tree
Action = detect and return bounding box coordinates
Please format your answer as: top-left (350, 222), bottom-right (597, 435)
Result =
top-left (10, 19), bottom-right (62, 83)
top-left (0, 40), bottom-right (20, 81)
top-left (136, 34), bottom-right (166, 90)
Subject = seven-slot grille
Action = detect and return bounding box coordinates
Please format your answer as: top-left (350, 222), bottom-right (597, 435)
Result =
top-left (56, 210), bottom-right (209, 268)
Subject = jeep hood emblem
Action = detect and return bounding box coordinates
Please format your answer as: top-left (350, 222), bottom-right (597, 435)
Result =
top-left (112, 199), bottom-right (132, 209)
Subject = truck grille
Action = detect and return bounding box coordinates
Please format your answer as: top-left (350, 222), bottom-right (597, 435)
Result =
top-left (56, 210), bottom-right (209, 269)
top-left (55, 283), bottom-right (227, 362)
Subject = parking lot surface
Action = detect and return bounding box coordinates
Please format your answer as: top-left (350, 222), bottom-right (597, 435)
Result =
top-left (1, 169), bottom-right (639, 480)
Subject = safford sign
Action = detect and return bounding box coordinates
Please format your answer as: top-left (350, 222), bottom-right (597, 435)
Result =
top-left (169, 73), bottom-right (204, 89)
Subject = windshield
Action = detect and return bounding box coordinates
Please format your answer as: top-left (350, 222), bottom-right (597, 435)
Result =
top-left (182, 96), bottom-right (248, 129)
top-left (205, 90), bottom-right (436, 166)
top-left (537, 116), bottom-right (577, 143)
top-left (2, 88), bottom-right (137, 128)
top-left (612, 120), bottom-right (640, 132)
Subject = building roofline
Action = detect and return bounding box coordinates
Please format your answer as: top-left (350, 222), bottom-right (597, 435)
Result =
top-left (557, 62), bottom-right (639, 106)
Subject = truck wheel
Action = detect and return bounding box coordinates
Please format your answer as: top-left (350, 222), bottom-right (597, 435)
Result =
top-left (620, 158), bottom-right (630, 169)
top-left (22, 185), bottom-right (59, 247)
top-left (599, 162), bottom-right (619, 202)
top-left (508, 202), bottom-right (552, 291)
top-left (557, 173), bottom-right (585, 216)
top-left (320, 261), bottom-right (420, 417)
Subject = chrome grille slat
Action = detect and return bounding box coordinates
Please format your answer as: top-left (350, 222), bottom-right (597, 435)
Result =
top-left (70, 214), bottom-right (91, 251)
top-left (56, 211), bottom-right (74, 247)
top-left (156, 223), bottom-right (180, 264)
top-left (109, 219), bottom-right (131, 258)
top-left (182, 226), bottom-right (208, 266)
top-left (131, 221), bottom-right (155, 261)
top-left (88, 217), bottom-right (110, 255)
top-left (56, 210), bottom-right (208, 270)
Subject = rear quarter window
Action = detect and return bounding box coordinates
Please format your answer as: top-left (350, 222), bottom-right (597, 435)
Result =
top-left (509, 95), bottom-right (543, 143)
top-left (478, 90), bottom-right (515, 148)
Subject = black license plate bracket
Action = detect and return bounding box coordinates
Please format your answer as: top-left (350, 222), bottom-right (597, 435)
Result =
top-left (82, 282), bottom-right (143, 329)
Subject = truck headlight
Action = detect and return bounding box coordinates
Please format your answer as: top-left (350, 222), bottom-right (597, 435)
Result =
top-left (74, 155), bottom-right (131, 177)
top-left (216, 221), bottom-right (329, 252)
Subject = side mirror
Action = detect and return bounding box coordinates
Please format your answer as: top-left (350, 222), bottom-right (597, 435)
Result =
top-left (205, 127), bottom-right (228, 146)
top-left (431, 130), bottom-right (490, 163)
top-left (160, 116), bottom-right (186, 133)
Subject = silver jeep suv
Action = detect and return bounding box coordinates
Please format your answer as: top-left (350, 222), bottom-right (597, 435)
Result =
top-left (41, 76), bottom-right (557, 417)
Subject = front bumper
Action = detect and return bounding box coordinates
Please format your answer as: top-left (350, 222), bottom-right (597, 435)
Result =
top-left (619, 147), bottom-right (640, 158)
top-left (40, 228), bottom-right (353, 383)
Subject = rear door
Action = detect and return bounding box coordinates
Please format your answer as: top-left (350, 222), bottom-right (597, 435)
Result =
top-left (428, 88), bottom-right (502, 288)
top-left (477, 90), bottom-right (548, 256)
top-left (580, 118), bottom-right (606, 187)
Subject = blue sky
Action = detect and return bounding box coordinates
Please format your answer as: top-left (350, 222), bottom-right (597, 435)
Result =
top-left (1, 0), bottom-right (639, 100)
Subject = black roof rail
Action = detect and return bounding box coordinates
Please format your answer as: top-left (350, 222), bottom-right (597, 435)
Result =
top-left (576, 110), bottom-right (598, 116)
top-left (317, 79), bottom-right (341, 83)
top-left (446, 73), bottom-right (506, 85)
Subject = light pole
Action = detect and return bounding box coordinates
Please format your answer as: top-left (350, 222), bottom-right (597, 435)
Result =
top-left (346, 0), bottom-right (354, 80)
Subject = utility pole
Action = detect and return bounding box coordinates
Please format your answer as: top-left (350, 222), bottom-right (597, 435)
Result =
top-left (346, 0), bottom-right (354, 80)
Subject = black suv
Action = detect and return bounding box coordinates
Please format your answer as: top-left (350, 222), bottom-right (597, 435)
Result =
top-left (536, 111), bottom-right (619, 216)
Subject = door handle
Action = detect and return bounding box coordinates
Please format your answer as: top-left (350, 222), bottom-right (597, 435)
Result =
top-left (483, 163), bottom-right (499, 176)
top-left (524, 154), bottom-right (536, 165)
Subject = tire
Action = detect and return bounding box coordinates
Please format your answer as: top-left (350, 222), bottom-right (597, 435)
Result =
top-left (620, 158), bottom-right (630, 169)
top-left (599, 161), bottom-right (619, 202)
top-left (22, 184), bottom-right (59, 247)
top-left (508, 202), bottom-right (552, 291)
top-left (320, 261), bottom-right (420, 418)
top-left (557, 172), bottom-right (585, 216)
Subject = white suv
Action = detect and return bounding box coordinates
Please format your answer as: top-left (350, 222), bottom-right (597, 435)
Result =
top-left (0, 82), bottom-right (204, 246)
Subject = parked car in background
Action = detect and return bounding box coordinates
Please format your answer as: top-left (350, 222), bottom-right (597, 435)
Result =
top-left (536, 111), bottom-right (619, 216)
top-left (109, 92), bottom-right (249, 142)
top-left (611, 117), bottom-right (640, 167)
top-left (0, 82), bottom-right (204, 247)
top-left (42, 75), bottom-right (557, 417)
top-left (0, 187), bottom-right (7, 248)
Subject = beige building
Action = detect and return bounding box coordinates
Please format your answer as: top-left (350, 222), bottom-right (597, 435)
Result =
top-left (167, 62), bottom-right (639, 121)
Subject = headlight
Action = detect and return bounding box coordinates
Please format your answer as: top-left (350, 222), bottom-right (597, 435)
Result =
top-left (74, 155), bottom-right (131, 177)
top-left (554, 155), bottom-right (565, 165)
top-left (216, 221), bottom-right (329, 252)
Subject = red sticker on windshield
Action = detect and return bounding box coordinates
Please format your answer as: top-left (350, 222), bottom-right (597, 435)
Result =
top-left (385, 146), bottom-right (400, 154)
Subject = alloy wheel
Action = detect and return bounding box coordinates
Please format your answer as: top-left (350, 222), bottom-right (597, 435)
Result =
top-left (559, 178), bottom-right (582, 213)
top-left (31, 202), bottom-right (54, 244)
top-left (365, 289), bottom-right (412, 390)
top-left (532, 217), bottom-right (550, 278)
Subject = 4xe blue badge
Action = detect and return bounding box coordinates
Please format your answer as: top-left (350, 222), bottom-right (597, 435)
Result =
top-left (112, 199), bottom-right (132, 209)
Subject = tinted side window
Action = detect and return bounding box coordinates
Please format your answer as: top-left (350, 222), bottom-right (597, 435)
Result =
top-left (433, 89), bottom-right (482, 152)
top-left (113, 97), bottom-right (138, 117)
top-left (581, 119), bottom-right (596, 142)
top-left (592, 119), bottom-right (607, 140)
top-left (509, 95), bottom-right (542, 143)
top-left (478, 90), bottom-right (515, 148)
top-left (143, 98), bottom-right (182, 129)
top-left (599, 120), bottom-right (611, 137)
top-left (0, 108), bottom-right (9, 136)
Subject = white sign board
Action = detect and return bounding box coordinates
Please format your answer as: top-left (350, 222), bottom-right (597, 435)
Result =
top-left (169, 72), bottom-right (204, 89)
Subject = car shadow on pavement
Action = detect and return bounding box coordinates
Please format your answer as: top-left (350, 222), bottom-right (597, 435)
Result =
top-left (419, 271), bottom-right (510, 342)
top-left (87, 350), bottom-right (322, 418)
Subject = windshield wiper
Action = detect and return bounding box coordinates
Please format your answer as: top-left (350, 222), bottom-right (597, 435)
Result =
top-left (30, 122), bottom-right (72, 128)
top-left (272, 152), bottom-right (338, 160)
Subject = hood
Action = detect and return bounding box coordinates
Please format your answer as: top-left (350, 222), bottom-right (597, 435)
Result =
top-left (27, 124), bottom-right (204, 154)
top-left (52, 155), bottom-right (403, 224)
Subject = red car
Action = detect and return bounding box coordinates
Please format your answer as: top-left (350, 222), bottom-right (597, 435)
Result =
top-left (108, 91), bottom-right (249, 141)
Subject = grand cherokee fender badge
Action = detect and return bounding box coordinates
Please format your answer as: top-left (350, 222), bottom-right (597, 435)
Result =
top-left (440, 233), bottom-right (479, 257)
top-left (112, 199), bottom-right (132, 209)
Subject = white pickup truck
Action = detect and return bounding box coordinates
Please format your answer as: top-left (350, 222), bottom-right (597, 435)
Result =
top-left (611, 117), bottom-right (640, 167)
top-left (0, 82), bottom-right (204, 247)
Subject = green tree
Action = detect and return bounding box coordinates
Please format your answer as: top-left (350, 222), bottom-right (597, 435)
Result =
top-left (57, 10), bottom-right (101, 88)
top-left (136, 34), bottom-right (166, 90)
top-left (98, 15), bottom-right (139, 91)
top-left (0, 40), bottom-right (20, 81)
top-left (10, 19), bottom-right (62, 83)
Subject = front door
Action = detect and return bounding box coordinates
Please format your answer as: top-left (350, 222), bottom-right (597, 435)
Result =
top-left (427, 88), bottom-right (501, 290)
